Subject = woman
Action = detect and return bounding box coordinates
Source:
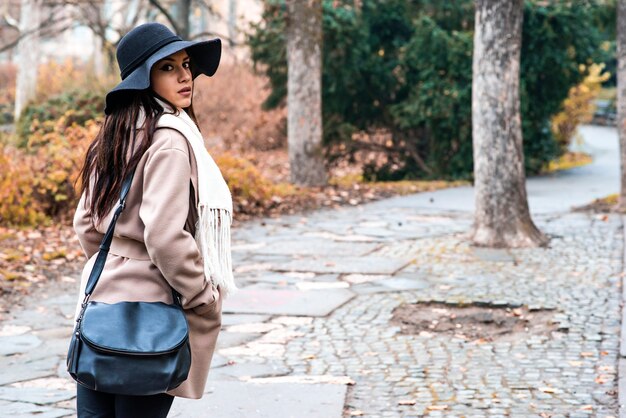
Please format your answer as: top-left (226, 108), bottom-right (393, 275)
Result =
top-left (72, 22), bottom-right (235, 417)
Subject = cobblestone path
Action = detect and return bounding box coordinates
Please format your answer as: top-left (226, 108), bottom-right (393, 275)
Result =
top-left (216, 204), bottom-right (622, 417)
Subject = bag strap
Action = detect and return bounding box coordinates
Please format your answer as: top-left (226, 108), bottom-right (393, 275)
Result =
top-left (82, 170), bottom-right (182, 307)
top-left (84, 171), bottom-right (135, 296)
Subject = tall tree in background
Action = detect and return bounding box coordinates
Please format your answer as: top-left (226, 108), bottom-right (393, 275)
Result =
top-left (228, 0), bottom-right (237, 46)
top-left (285, 0), bottom-right (327, 186)
top-left (14, 0), bottom-right (42, 120)
top-left (618, 0), bottom-right (626, 211)
top-left (471, 0), bottom-right (547, 247)
top-left (149, 0), bottom-right (191, 38)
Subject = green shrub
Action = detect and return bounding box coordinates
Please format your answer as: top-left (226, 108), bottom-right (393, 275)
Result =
top-left (15, 89), bottom-right (104, 148)
top-left (247, 0), bottom-right (608, 180)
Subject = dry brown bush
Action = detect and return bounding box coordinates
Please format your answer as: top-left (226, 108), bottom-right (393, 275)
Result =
top-left (193, 62), bottom-right (286, 153)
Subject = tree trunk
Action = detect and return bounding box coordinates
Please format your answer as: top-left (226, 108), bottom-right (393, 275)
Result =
top-left (14, 0), bottom-right (41, 121)
top-left (93, 25), bottom-right (105, 79)
top-left (149, 0), bottom-right (190, 38)
top-left (174, 0), bottom-right (191, 39)
top-left (285, 0), bottom-right (327, 186)
top-left (471, 0), bottom-right (548, 248)
top-left (228, 0), bottom-right (237, 47)
top-left (617, 0), bottom-right (626, 211)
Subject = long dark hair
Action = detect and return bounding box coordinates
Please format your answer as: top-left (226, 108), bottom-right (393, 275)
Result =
top-left (77, 91), bottom-right (199, 223)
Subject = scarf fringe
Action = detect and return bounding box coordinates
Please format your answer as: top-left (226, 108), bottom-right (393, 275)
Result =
top-left (195, 206), bottom-right (237, 297)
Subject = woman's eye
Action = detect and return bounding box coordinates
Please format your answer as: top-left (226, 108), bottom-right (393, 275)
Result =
top-left (183, 61), bottom-right (190, 69)
top-left (160, 64), bottom-right (173, 71)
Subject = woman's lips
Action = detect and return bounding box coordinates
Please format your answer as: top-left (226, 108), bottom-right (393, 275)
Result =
top-left (178, 87), bottom-right (191, 96)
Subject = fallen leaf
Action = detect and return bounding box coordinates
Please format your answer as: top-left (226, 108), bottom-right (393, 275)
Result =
top-left (398, 399), bottom-right (416, 405)
top-left (595, 375), bottom-right (609, 384)
top-left (426, 405), bottom-right (448, 410)
top-left (539, 387), bottom-right (556, 394)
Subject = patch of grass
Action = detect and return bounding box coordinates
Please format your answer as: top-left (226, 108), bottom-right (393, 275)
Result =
top-left (330, 174), bottom-right (469, 195)
top-left (600, 194), bottom-right (619, 205)
top-left (574, 193), bottom-right (619, 213)
top-left (367, 179), bottom-right (469, 195)
top-left (544, 151), bottom-right (592, 173)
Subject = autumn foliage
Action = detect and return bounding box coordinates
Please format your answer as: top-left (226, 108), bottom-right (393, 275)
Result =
top-left (0, 113), bottom-right (95, 225)
top-left (551, 63), bottom-right (610, 152)
top-left (0, 58), bottom-right (458, 229)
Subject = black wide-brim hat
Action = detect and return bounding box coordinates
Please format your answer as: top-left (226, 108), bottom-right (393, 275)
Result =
top-left (104, 22), bottom-right (221, 115)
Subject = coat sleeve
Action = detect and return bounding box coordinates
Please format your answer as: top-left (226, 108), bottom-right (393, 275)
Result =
top-left (139, 145), bottom-right (216, 314)
top-left (73, 191), bottom-right (104, 260)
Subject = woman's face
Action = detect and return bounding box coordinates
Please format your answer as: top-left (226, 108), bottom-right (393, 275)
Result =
top-left (150, 49), bottom-right (193, 109)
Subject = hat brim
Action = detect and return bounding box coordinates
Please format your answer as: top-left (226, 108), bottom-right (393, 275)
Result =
top-left (104, 38), bottom-right (221, 114)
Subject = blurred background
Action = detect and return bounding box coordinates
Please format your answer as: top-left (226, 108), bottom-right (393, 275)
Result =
top-left (0, 0), bottom-right (618, 230)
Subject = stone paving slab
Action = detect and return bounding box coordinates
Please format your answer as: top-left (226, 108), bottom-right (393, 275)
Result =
top-left (246, 240), bottom-right (379, 256)
top-left (208, 362), bottom-right (291, 381)
top-left (221, 313), bottom-right (271, 327)
top-left (222, 288), bottom-right (355, 316)
top-left (241, 272), bottom-right (339, 286)
top-left (275, 256), bottom-right (412, 275)
top-left (216, 331), bottom-right (262, 348)
top-left (0, 362), bottom-right (57, 386)
top-left (0, 399), bottom-right (72, 417)
top-left (169, 381), bottom-right (346, 418)
top-left (376, 276), bottom-right (431, 291)
top-left (0, 386), bottom-right (75, 405)
top-left (0, 334), bottom-right (42, 355)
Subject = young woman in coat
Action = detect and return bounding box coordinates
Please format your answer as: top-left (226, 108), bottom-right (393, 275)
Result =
top-left (72, 22), bottom-right (236, 417)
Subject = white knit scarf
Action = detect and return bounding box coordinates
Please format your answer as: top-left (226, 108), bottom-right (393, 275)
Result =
top-left (152, 102), bottom-right (236, 297)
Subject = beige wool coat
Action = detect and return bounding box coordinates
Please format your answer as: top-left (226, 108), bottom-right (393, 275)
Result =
top-left (72, 127), bottom-right (223, 399)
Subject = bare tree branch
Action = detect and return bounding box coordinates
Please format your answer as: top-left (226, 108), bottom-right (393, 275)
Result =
top-left (0, 8), bottom-right (71, 54)
top-left (148, 0), bottom-right (180, 34)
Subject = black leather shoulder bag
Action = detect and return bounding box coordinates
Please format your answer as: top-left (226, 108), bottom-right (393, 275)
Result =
top-left (66, 170), bottom-right (192, 395)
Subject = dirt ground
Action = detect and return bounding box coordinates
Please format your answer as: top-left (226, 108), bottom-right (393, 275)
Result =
top-left (390, 301), bottom-right (560, 343)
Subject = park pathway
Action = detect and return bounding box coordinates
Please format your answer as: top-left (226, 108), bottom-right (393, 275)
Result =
top-left (0, 125), bottom-right (623, 417)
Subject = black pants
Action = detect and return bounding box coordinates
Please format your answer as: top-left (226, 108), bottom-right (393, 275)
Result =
top-left (76, 384), bottom-right (174, 418)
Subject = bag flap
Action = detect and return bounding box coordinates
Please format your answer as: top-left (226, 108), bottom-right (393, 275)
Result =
top-left (80, 301), bottom-right (188, 354)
